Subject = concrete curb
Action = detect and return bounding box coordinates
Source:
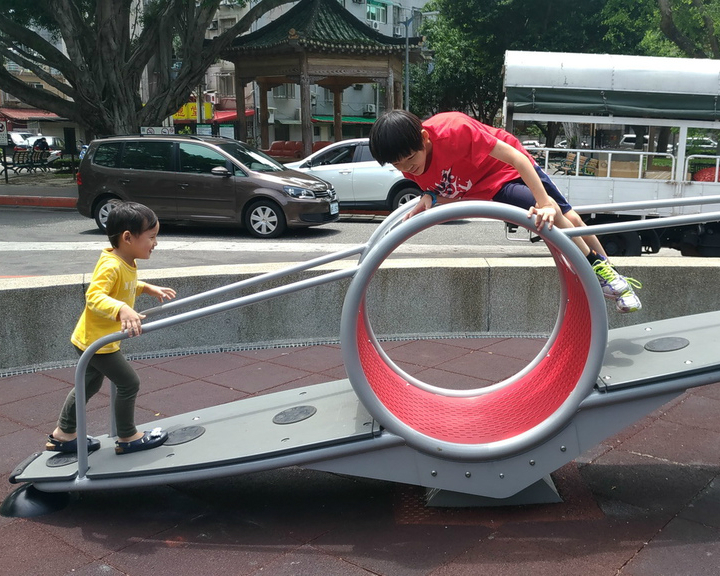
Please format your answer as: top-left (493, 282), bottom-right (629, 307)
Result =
top-left (0, 195), bottom-right (76, 208)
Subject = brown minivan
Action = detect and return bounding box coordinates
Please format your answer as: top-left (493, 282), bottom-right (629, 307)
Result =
top-left (76, 134), bottom-right (339, 238)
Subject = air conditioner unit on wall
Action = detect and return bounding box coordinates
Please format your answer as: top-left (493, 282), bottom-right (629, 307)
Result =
top-left (370, 20), bottom-right (380, 30)
top-left (364, 103), bottom-right (376, 115)
top-left (393, 25), bottom-right (403, 37)
top-left (352, 0), bottom-right (364, 3)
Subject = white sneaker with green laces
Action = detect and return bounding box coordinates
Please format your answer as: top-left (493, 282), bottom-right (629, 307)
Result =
top-left (615, 286), bottom-right (642, 313)
top-left (592, 259), bottom-right (642, 312)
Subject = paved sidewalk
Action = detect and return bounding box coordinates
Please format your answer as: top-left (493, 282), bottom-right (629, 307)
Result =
top-left (0, 171), bottom-right (77, 208)
top-left (2, 337), bottom-right (720, 576)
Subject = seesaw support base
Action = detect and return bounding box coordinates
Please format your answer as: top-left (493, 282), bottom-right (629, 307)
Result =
top-left (425, 476), bottom-right (561, 508)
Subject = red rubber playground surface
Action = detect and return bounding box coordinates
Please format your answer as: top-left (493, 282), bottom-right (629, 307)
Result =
top-left (2, 337), bottom-right (720, 575)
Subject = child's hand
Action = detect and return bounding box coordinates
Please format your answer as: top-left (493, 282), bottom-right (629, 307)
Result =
top-left (527, 204), bottom-right (556, 230)
top-left (119, 305), bottom-right (146, 337)
top-left (145, 284), bottom-right (177, 303)
top-left (403, 194), bottom-right (433, 221)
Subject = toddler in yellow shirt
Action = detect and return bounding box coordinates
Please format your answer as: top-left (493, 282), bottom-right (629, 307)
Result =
top-left (46, 201), bottom-right (176, 455)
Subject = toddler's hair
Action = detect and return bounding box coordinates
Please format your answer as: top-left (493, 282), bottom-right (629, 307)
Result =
top-left (106, 201), bottom-right (158, 248)
top-left (369, 109), bottom-right (424, 165)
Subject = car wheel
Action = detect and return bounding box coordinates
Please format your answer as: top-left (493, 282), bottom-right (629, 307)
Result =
top-left (391, 187), bottom-right (420, 211)
top-left (244, 199), bottom-right (287, 239)
top-left (93, 196), bottom-right (119, 232)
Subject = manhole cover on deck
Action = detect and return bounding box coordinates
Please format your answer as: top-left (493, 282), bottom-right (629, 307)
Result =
top-left (164, 425), bottom-right (206, 446)
top-left (46, 453), bottom-right (79, 468)
top-left (644, 337), bottom-right (690, 352)
top-left (272, 405), bottom-right (317, 425)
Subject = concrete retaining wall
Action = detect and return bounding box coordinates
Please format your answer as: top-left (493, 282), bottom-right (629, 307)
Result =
top-left (1, 257), bottom-right (718, 373)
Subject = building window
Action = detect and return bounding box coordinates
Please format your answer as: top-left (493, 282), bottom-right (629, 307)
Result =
top-left (218, 74), bottom-right (235, 96)
top-left (219, 18), bottom-right (236, 34)
top-left (366, 0), bottom-right (387, 23)
top-left (272, 83), bottom-right (296, 99)
top-left (27, 82), bottom-right (43, 90)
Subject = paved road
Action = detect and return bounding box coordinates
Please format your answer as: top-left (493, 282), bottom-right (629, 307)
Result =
top-left (0, 205), bottom-right (562, 277)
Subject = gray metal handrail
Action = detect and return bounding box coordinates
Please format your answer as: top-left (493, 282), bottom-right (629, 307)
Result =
top-left (72, 200), bottom-right (420, 478)
top-left (70, 196), bottom-right (720, 476)
top-left (575, 195), bottom-right (720, 214)
top-left (74, 266), bottom-right (362, 476)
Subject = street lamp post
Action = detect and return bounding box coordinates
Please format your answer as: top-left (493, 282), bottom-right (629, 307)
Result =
top-left (403, 14), bottom-right (412, 111)
top-left (402, 10), bottom-right (438, 111)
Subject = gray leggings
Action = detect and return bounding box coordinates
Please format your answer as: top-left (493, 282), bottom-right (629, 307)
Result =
top-left (57, 347), bottom-right (140, 438)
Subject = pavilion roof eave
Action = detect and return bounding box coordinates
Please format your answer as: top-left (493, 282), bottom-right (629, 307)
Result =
top-left (221, 0), bottom-right (420, 59)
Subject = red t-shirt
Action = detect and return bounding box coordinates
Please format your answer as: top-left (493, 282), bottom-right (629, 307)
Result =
top-left (405, 112), bottom-right (534, 201)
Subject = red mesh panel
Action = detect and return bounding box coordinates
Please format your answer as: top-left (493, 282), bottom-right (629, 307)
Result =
top-left (356, 254), bottom-right (592, 444)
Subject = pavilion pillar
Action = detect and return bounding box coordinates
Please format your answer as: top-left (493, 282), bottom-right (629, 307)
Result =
top-left (299, 55), bottom-right (313, 157)
top-left (332, 87), bottom-right (343, 141)
top-left (258, 81), bottom-right (270, 149)
top-left (234, 74), bottom-right (248, 143)
top-left (385, 69), bottom-right (396, 113)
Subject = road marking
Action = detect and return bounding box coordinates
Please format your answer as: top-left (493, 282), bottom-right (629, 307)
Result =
top-left (0, 241), bottom-right (545, 256)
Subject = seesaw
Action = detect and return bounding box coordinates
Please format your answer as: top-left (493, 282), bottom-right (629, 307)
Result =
top-left (6, 200), bottom-right (720, 517)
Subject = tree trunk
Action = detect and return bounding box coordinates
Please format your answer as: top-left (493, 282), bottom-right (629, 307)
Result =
top-left (0, 0), bottom-right (296, 138)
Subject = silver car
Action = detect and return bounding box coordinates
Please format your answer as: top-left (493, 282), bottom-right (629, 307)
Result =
top-left (286, 138), bottom-right (420, 212)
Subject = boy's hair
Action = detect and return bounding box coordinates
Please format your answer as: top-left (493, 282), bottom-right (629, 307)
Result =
top-left (106, 201), bottom-right (158, 248)
top-left (368, 110), bottom-right (424, 166)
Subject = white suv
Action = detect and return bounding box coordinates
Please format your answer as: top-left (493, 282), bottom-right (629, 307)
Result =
top-left (286, 138), bottom-right (420, 212)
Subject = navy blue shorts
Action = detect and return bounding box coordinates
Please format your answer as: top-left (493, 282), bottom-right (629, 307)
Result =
top-left (493, 166), bottom-right (572, 214)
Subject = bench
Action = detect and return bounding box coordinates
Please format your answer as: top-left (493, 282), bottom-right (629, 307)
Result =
top-left (312, 140), bottom-right (332, 153)
top-left (30, 150), bottom-right (51, 172)
top-left (553, 152), bottom-right (579, 175)
top-left (262, 140), bottom-right (304, 162)
top-left (554, 153), bottom-right (598, 176)
top-left (4, 150), bottom-right (33, 174)
top-left (581, 157), bottom-right (599, 176)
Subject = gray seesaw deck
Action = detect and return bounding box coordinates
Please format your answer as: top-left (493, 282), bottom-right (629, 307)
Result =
top-left (14, 380), bottom-right (380, 484)
top-left (12, 310), bottom-right (720, 488)
top-left (598, 310), bottom-right (720, 392)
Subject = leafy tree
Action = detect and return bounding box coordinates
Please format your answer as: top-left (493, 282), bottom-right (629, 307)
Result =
top-left (0, 0), bottom-right (294, 139)
top-left (411, 0), bottom-right (611, 131)
top-left (602, 0), bottom-right (720, 152)
top-left (410, 8), bottom-right (499, 123)
top-left (603, 0), bottom-right (720, 58)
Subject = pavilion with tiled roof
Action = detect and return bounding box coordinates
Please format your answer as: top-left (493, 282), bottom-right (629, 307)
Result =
top-left (221, 0), bottom-right (421, 153)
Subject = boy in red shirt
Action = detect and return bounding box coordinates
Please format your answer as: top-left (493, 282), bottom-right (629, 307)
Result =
top-left (369, 110), bottom-right (641, 313)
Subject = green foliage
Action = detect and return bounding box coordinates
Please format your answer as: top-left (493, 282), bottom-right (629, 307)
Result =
top-left (603, 0), bottom-right (720, 58)
top-left (411, 0), bottom-right (613, 123)
top-left (410, 5), bottom-right (500, 122)
top-left (0, 0), bottom-right (281, 138)
top-left (412, 0), bottom-right (720, 123)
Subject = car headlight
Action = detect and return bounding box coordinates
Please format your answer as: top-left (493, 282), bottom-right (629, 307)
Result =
top-left (283, 185), bottom-right (316, 199)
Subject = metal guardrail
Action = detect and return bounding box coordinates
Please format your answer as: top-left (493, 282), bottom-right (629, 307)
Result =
top-left (528, 147), bottom-right (677, 179)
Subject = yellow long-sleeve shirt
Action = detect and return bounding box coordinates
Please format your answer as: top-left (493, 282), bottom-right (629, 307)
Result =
top-left (71, 248), bottom-right (146, 354)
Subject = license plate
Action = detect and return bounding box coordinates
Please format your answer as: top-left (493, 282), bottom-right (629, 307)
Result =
top-left (330, 201), bottom-right (339, 215)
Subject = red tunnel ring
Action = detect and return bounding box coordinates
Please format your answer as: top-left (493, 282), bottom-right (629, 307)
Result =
top-left (340, 202), bottom-right (609, 462)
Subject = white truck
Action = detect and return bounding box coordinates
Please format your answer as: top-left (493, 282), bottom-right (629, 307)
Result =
top-left (503, 50), bottom-right (720, 256)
